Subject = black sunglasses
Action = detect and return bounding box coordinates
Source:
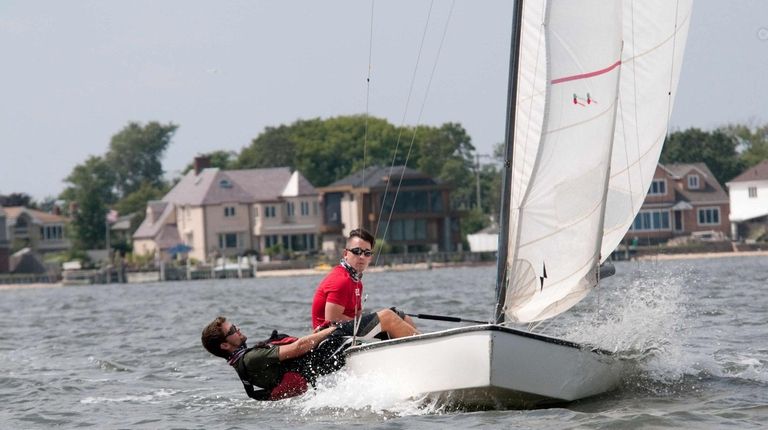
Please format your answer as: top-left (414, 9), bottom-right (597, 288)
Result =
top-left (346, 247), bottom-right (373, 257)
top-left (223, 324), bottom-right (239, 338)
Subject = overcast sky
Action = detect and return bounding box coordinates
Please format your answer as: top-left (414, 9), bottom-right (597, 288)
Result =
top-left (2, 0), bottom-right (767, 201)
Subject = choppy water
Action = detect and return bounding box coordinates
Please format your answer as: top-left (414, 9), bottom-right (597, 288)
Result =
top-left (1, 256), bottom-right (767, 429)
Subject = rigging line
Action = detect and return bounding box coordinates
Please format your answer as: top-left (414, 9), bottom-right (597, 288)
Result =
top-left (354, 0), bottom-right (376, 345)
top-left (372, 0), bottom-right (436, 257)
top-left (380, 0), bottom-right (456, 250)
top-left (362, 0), bottom-right (376, 191)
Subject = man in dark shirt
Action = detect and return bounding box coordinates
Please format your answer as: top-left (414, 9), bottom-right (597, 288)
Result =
top-left (201, 309), bottom-right (417, 400)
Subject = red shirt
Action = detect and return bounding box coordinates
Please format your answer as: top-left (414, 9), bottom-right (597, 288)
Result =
top-left (311, 265), bottom-right (363, 329)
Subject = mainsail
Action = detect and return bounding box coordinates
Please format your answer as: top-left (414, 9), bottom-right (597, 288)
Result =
top-left (500, 0), bottom-right (693, 323)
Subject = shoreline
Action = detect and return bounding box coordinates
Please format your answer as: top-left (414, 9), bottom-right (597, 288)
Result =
top-left (2, 251), bottom-right (766, 290)
top-left (633, 249), bottom-right (768, 261)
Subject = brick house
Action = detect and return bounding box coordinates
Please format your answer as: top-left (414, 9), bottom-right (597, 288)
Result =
top-left (625, 163), bottom-right (730, 243)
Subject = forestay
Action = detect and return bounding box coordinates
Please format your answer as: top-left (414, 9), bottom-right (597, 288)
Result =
top-left (500, 0), bottom-right (692, 323)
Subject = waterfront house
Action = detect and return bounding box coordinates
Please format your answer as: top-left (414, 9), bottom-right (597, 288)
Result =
top-left (624, 163), bottom-right (731, 244)
top-left (1, 206), bottom-right (71, 255)
top-left (317, 165), bottom-right (462, 254)
top-left (133, 157), bottom-right (322, 262)
top-left (726, 159), bottom-right (768, 241)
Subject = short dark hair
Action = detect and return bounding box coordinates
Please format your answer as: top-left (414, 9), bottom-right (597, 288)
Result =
top-left (348, 228), bottom-right (375, 248)
top-left (201, 316), bottom-right (229, 359)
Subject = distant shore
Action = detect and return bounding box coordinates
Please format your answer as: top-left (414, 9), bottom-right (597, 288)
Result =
top-left (634, 249), bottom-right (768, 261)
top-left (2, 251), bottom-right (766, 291)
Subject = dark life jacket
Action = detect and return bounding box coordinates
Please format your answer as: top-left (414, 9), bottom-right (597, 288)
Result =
top-left (232, 330), bottom-right (350, 401)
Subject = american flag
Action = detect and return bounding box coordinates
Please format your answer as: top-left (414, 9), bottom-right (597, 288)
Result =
top-left (106, 209), bottom-right (119, 223)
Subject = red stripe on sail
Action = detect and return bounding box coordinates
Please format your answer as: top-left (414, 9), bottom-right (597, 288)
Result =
top-left (551, 60), bottom-right (622, 85)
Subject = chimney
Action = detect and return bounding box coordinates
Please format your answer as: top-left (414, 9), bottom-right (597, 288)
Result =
top-left (194, 156), bottom-right (211, 175)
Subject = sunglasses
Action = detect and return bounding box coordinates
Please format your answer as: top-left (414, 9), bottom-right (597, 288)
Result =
top-left (223, 324), bottom-right (239, 338)
top-left (346, 247), bottom-right (373, 257)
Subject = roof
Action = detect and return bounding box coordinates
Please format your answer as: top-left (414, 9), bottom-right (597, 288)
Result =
top-left (163, 167), bottom-right (314, 205)
top-left (2, 206), bottom-right (68, 224)
top-left (133, 201), bottom-right (175, 239)
top-left (325, 165), bottom-right (439, 189)
top-left (728, 159), bottom-right (768, 183)
top-left (661, 163), bottom-right (729, 203)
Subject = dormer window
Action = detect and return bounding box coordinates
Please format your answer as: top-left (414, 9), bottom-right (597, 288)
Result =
top-left (687, 174), bottom-right (700, 190)
top-left (648, 179), bottom-right (666, 196)
top-left (219, 179), bottom-right (232, 189)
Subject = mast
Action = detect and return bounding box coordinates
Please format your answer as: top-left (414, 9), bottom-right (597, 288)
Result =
top-left (494, 0), bottom-right (525, 324)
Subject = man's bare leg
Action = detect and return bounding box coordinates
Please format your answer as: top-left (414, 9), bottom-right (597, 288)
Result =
top-left (377, 309), bottom-right (419, 338)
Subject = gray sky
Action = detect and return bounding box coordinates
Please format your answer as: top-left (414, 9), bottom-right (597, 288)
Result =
top-left (2, 1), bottom-right (767, 202)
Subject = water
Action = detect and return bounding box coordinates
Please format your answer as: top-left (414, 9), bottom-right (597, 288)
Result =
top-left (1, 256), bottom-right (767, 429)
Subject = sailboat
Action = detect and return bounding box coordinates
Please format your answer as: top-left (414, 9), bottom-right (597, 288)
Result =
top-left (343, 0), bottom-right (692, 409)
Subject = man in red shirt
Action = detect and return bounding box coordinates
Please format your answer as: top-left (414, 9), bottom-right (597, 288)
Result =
top-left (311, 228), bottom-right (417, 332)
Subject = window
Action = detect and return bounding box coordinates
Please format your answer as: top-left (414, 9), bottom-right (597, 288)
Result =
top-left (313, 201), bottom-right (319, 216)
top-left (688, 175), bottom-right (700, 189)
top-left (265, 206), bottom-right (276, 218)
top-left (224, 206), bottom-right (236, 217)
top-left (254, 206), bottom-right (259, 217)
top-left (698, 207), bottom-right (720, 225)
top-left (40, 225), bottom-right (64, 241)
top-left (264, 235), bottom-right (279, 248)
top-left (219, 179), bottom-right (232, 188)
top-left (300, 201), bottom-right (310, 216)
top-left (749, 187), bottom-right (758, 198)
top-left (648, 179), bottom-right (666, 196)
top-left (630, 210), bottom-right (670, 231)
top-left (218, 233), bottom-right (239, 249)
top-left (286, 202), bottom-right (295, 217)
top-left (389, 219), bottom-right (428, 240)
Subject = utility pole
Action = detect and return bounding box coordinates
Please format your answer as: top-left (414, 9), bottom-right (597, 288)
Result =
top-left (476, 152), bottom-right (482, 210)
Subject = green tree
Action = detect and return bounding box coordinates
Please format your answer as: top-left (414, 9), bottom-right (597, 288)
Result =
top-left (410, 123), bottom-right (476, 209)
top-left (721, 123), bottom-right (768, 168)
top-left (0, 192), bottom-right (35, 207)
top-left (61, 156), bottom-right (116, 249)
top-left (236, 124), bottom-right (298, 170)
top-left (661, 128), bottom-right (744, 183)
top-left (105, 121), bottom-right (178, 197)
top-left (114, 181), bottom-right (168, 227)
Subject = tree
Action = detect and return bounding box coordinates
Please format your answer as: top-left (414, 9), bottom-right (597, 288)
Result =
top-left (661, 128), bottom-right (744, 184)
top-left (411, 123), bottom-right (476, 209)
top-left (114, 181), bottom-right (168, 227)
top-left (61, 156), bottom-right (116, 249)
top-left (236, 124), bottom-right (298, 170)
top-left (721, 123), bottom-right (768, 168)
top-left (0, 192), bottom-right (35, 208)
top-left (104, 121), bottom-right (178, 197)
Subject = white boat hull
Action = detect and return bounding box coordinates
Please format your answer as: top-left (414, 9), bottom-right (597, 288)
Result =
top-left (344, 325), bottom-right (624, 409)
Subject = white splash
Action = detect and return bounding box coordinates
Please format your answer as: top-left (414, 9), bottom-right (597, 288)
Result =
top-left (292, 369), bottom-right (439, 417)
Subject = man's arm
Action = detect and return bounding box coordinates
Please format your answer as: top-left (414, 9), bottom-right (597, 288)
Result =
top-left (277, 326), bottom-right (337, 361)
top-left (324, 302), bottom-right (352, 324)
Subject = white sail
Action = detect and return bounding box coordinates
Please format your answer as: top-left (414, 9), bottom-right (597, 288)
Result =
top-left (503, 0), bottom-right (624, 323)
top-left (501, 0), bottom-right (692, 323)
top-left (601, 0), bottom-right (693, 260)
